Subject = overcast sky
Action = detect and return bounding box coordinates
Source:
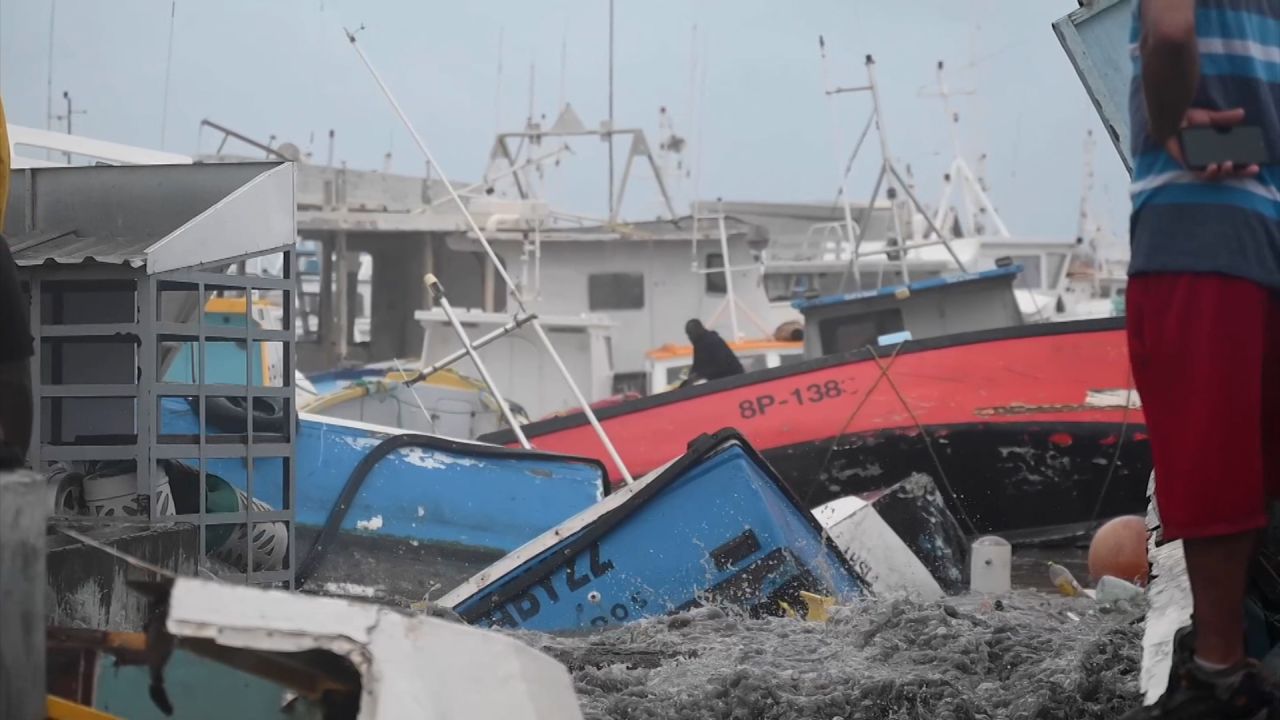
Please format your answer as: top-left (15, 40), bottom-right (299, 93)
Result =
top-left (0, 0), bottom-right (1129, 243)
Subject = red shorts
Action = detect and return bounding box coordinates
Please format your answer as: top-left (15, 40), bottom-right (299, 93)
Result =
top-left (1127, 273), bottom-right (1280, 541)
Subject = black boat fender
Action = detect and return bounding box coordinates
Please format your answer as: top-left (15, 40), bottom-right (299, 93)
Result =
top-left (201, 396), bottom-right (288, 435)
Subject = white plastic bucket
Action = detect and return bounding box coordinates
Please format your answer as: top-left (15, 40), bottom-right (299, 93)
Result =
top-left (970, 535), bottom-right (1011, 594)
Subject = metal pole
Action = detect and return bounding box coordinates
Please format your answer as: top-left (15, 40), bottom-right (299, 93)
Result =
top-left (864, 57), bottom-right (894, 199)
top-left (887, 162), bottom-right (969, 272)
top-left (954, 160), bottom-right (1010, 239)
top-left (408, 311), bottom-right (539, 386)
top-left (866, 56), bottom-right (969, 279)
top-left (862, 57), bottom-right (910, 284)
top-left (839, 164), bottom-right (884, 292)
top-left (716, 207), bottom-right (741, 341)
top-left (426, 275), bottom-right (531, 448)
top-left (334, 231), bottom-right (349, 362)
top-left (820, 36), bottom-right (862, 284)
top-left (345, 28), bottom-right (635, 484)
top-left (935, 61), bottom-right (975, 236)
top-left (61, 91), bottom-right (72, 163)
top-left (607, 0), bottom-right (616, 218)
top-left (45, 1), bottom-right (55, 133)
top-left (160, 0), bottom-right (177, 149)
top-left (199, 119), bottom-right (291, 161)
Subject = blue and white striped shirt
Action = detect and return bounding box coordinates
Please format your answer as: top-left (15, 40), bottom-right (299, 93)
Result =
top-left (1130, 0), bottom-right (1280, 288)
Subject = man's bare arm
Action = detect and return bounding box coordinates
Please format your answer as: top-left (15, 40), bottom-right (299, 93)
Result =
top-left (1141, 0), bottom-right (1199, 142)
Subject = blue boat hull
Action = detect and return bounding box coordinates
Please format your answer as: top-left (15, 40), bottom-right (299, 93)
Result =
top-left (159, 399), bottom-right (607, 596)
top-left (445, 429), bottom-right (864, 633)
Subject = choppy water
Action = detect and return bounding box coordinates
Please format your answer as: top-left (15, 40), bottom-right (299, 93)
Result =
top-left (514, 589), bottom-right (1143, 720)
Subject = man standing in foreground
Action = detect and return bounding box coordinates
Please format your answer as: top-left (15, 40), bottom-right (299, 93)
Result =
top-left (679, 319), bottom-right (744, 388)
top-left (1128, 0), bottom-right (1280, 716)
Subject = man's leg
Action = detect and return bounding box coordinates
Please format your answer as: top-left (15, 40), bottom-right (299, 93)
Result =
top-left (1184, 532), bottom-right (1257, 666)
top-left (1128, 273), bottom-right (1271, 669)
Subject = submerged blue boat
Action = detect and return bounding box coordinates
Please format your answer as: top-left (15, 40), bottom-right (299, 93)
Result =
top-left (441, 429), bottom-right (865, 633)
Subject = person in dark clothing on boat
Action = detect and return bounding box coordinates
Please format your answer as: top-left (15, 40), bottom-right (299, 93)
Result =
top-left (0, 95), bottom-right (32, 467)
top-left (1124, 1), bottom-right (1280, 717)
top-left (679, 319), bottom-right (744, 388)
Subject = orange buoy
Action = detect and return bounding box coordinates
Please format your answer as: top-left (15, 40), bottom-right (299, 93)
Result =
top-left (1088, 515), bottom-right (1150, 586)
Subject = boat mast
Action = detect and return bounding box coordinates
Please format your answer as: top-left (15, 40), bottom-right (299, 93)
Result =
top-left (926, 61), bottom-right (1011, 240)
top-left (827, 54), bottom-right (969, 292)
top-left (924, 60), bottom-right (977, 237)
top-left (819, 36), bottom-right (868, 291)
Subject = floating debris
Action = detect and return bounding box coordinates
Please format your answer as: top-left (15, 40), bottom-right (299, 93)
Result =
top-left (520, 592), bottom-right (1143, 720)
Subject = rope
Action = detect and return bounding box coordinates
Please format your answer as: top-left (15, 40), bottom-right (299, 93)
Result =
top-left (55, 527), bottom-right (177, 579)
top-left (1090, 375), bottom-right (1136, 522)
top-left (865, 345), bottom-right (981, 536)
top-left (807, 342), bottom-right (905, 506)
top-left (393, 357), bottom-right (437, 432)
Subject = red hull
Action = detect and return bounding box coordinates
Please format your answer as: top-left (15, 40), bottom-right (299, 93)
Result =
top-left (483, 319), bottom-right (1151, 535)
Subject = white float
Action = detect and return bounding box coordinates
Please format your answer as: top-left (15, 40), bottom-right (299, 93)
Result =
top-left (813, 495), bottom-right (945, 600)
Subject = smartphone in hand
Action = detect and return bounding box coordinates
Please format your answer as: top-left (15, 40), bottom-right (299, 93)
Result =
top-left (1179, 125), bottom-right (1271, 171)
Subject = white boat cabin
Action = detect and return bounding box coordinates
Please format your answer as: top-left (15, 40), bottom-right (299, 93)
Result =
top-left (796, 266), bottom-right (1024, 359)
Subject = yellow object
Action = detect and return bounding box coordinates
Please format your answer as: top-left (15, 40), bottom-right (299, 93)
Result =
top-left (46, 695), bottom-right (121, 720)
top-left (1048, 562), bottom-right (1084, 597)
top-left (203, 296), bottom-right (275, 315)
top-left (299, 367), bottom-right (492, 414)
top-left (799, 591), bottom-right (835, 622)
top-left (646, 338), bottom-right (802, 361)
top-left (0, 94), bottom-right (9, 229)
top-left (779, 592), bottom-right (837, 622)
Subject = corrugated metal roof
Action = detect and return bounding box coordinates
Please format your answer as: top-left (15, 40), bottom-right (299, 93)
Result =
top-left (8, 230), bottom-right (151, 267)
top-left (4, 162), bottom-right (296, 273)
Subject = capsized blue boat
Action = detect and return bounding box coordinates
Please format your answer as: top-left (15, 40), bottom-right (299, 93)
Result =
top-left (157, 399), bottom-right (607, 598)
top-left (441, 429), bottom-right (865, 633)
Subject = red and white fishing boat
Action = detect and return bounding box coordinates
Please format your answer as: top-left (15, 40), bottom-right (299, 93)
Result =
top-left (484, 268), bottom-right (1149, 541)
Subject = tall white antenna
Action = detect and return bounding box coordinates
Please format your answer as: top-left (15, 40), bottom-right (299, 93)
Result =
top-left (494, 27), bottom-right (505, 135)
top-left (160, 0), bottom-right (177, 149)
top-left (607, 0), bottom-right (616, 218)
top-left (45, 1), bottom-right (56, 133)
top-left (818, 35), bottom-right (864, 285)
top-left (526, 58), bottom-right (536, 126)
top-left (1078, 129), bottom-right (1098, 248)
top-left (558, 24), bottom-right (568, 111)
top-left (921, 60), bottom-right (977, 235)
